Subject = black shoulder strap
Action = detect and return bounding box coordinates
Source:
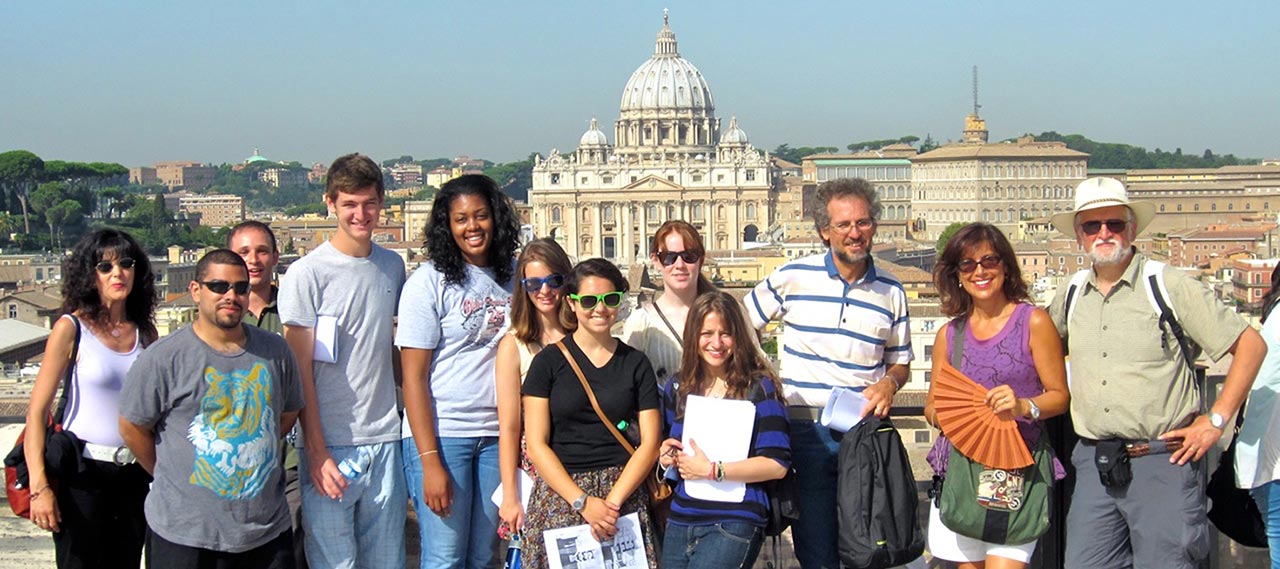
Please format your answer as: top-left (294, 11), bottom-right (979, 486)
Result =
top-left (1147, 273), bottom-right (1196, 370)
top-left (949, 318), bottom-right (966, 369)
top-left (646, 298), bottom-right (683, 342)
top-left (51, 315), bottom-right (82, 426)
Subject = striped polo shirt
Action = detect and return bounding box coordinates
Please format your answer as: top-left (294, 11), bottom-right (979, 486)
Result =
top-left (746, 251), bottom-right (913, 408)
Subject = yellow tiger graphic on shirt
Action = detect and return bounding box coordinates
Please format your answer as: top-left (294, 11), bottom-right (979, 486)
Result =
top-left (187, 362), bottom-right (276, 499)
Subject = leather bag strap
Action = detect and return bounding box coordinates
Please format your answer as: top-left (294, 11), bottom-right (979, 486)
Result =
top-left (646, 299), bottom-right (683, 342)
top-left (555, 340), bottom-right (636, 455)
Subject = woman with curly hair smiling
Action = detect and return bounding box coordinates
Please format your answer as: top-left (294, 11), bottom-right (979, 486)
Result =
top-left (397, 174), bottom-right (522, 568)
top-left (23, 228), bottom-right (158, 568)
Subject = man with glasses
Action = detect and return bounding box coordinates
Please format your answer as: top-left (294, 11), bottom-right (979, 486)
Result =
top-left (1048, 177), bottom-right (1265, 569)
top-left (745, 178), bottom-right (912, 568)
top-left (120, 249), bottom-right (303, 568)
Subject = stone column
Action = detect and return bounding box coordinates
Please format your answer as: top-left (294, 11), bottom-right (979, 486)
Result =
top-left (594, 201), bottom-right (604, 258)
top-left (619, 203), bottom-right (632, 264)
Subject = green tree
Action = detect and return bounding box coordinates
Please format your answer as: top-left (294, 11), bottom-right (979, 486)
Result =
top-left (0, 150), bottom-right (46, 234)
top-left (935, 222), bottom-right (968, 254)
top-left (484, 154), bottom-right (537, 201)
top-left (29, 181), bottom-right (70, 242)
top-left (45, 199), bottom-right (83, 249)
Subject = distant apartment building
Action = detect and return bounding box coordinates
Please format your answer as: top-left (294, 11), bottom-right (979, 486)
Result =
top-left (426, 167), bottom-right (453, 189)
top-left (259, 167), bottom-right (308, 188)
top-left (308, 162), bottom-right (327, 184)
top-left (453, 156), bottom-right (486, 170)
top-left (175, 193), bottom-right (246, 228)
top-left (389, 163), bottom-right (424, 187)
top-left (1123, 165), bottom-right (1280, 235)
top-left (803, 145), bottom-right (916, 240)
top-left (403, 200), bottom-right (433, 243)
top-left (129, 166), bottom-right (158, 185)
top-left (912, 128), bottom-right (1088, 241)
top-left (1233, 258), bottom-right (1278, 311)
top-left (154, 161), bottom-right (216, 190)
top-left (1167, 224), bottom-right (1272, 267)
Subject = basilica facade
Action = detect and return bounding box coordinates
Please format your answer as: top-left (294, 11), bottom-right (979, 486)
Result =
top-left (529, 12), bottom-right (777, 265)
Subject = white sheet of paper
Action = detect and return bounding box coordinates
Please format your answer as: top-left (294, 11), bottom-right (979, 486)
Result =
top-left (313, 315), bottom-right (338, 363)
top-left (681, 395), bottom-right (755, 503)
top-left (821, 388), bottom-right (868, 433)
top-left (542, 512), bottom-right (649, 569)
top-left (489, 468), bottom-right (534, 510)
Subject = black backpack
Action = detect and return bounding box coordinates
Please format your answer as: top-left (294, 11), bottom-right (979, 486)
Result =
top-left (836, 416), bottom-right (925, 569)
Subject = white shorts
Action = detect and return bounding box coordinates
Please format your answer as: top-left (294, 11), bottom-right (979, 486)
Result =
top-left (927, 502), bottom-right (1037, 564)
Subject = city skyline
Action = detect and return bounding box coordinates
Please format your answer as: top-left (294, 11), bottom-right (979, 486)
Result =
top-left (4, 1), bottom-right (1278, 167)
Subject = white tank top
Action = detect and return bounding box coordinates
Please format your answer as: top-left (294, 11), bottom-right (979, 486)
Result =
top-left (61, 314), bottom-right (142, 447)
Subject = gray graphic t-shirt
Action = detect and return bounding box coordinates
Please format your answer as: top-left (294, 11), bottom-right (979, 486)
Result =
top-left (121, 325), bottom-right (303, 553)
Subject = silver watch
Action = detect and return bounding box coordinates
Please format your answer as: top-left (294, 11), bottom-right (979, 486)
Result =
top-left (1026, 398), bottom-right (1041, 420)
top-left (1209, 412), bottom-right (1226, 430)
top-left (571, 492), bottom-right (588, 512)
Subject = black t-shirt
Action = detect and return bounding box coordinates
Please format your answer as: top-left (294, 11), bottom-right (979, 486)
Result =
top-left (522, 334), bottom-right (659, 473)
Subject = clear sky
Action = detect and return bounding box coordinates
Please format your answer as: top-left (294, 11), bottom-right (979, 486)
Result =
top-left (3, 1), bottom-right (1277, 167)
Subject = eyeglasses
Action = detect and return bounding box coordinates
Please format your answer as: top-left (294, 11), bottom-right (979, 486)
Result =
top-left (1080, 219), bottom-right (1128, 236)
top-left (521, 274), bottom-right (565, 293)
top-left (826, 219), bottom-right (875, 235)
top-left (200, 280), bottom-right (250, 295)
top-left (957, 254), bottom-right (1002, 274)
top-left (657, 250), bottom-right (702, 267)
top-left (95, 258), bottom-right (136, 273)
top-left (569, 291), bottom-right (625, 310)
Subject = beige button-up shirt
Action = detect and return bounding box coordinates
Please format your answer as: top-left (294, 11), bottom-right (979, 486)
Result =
top-left (1050, 252), bottom-right (1248, 440)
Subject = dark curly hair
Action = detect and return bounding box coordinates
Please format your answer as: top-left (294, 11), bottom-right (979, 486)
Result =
top-left (60, 228), bottom-right (158, 345)
top-left (933, 222), bottom-right (1029, 318)
top-left (423, 174), bottom-right (520, 287)
top-left (1262, 264), bottom-right (1280, 324)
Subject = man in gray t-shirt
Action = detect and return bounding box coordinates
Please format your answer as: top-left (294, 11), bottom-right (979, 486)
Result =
top-left (120, 250), bottom-right (303, 567)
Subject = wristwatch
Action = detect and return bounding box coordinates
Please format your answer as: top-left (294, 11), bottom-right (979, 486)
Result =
top-left (1026, 398), bottom-right (1041, 420)
top-left (571, 492), bottom-right (588, 512)
top-left (1209, 412), bottom-right (1226, 430)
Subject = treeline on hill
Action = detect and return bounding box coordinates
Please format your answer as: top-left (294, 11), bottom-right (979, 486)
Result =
top-left (0, 150), bottom-right (225, 254)
top-left (772, 135), bottom-right (941, 164)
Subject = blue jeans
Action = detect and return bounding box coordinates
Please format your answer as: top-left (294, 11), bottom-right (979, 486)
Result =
top-left (402, 436), bottom-right (501, 569)
top-left (1251, 480), bottom-right (1280, 569)
top-left (299, 441), bottom-right (406, 569)
top-left (662, 521), bottom-right (763, 569)
top-left (789, 419), bottom-right (843, 569)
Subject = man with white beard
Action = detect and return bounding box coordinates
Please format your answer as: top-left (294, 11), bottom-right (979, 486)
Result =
top-left (1048, 177), bottom-right (1266, 569)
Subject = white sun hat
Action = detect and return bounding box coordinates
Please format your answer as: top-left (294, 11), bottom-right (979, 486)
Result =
top-left (1050, 177), bottom-right (1156, 236)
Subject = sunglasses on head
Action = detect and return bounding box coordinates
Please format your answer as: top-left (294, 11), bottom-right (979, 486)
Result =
top-left (521, 273), bottom-right (566, 293)
top-left (569, 291), bottom-right (625, 310)
top-left (657, 250), bottom-right (701, 267)
top-left (1080, 219), bottom-right (1128, 236)
top-left (200, 280), bottom-right (251, 295)
top-left (95, 258), bottom-right (136, 273)
top-left (957, 254), bottom-right (1002, 274)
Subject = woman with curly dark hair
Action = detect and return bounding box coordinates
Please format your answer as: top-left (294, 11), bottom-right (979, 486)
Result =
top-left (397, 174), bottom-right (522, 568)
top-left (23, 227), bottom-right (157, 568)
top-left (923, 223), bottom-right (1068, 568)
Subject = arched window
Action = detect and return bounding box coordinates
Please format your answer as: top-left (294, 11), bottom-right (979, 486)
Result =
top-left (582, 207), bottom-right (590, 222)
top-left (717, 204), bottom-right (726, 219)
top-left (551, 206), bottom-right (562, 223)
top-left (692, 203), bottom-right (703, 219)
top-left (746, 203), bottom-right (757, 219)
top-left (603, 204), bottom-right (614, 220)
top-left (648, 204), bottom-right (658, 219)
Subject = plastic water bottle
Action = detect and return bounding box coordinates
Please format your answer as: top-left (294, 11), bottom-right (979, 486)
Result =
top-left (337, 448), bottom-right (371, 480)
top-left (504, 533), bottom-right (522, 569)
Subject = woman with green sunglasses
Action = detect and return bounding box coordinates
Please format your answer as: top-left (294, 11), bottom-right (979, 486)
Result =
top-left (520, 259), bottom-right (662, 568)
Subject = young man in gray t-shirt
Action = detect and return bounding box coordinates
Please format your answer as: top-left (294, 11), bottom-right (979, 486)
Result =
top-left (120, 250), bottom-right (303, 567)
top-left (277, 153), bottom-right (407, 569)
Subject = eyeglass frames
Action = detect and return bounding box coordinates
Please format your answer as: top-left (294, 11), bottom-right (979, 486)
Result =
top-left (95, 258), bottom-right (136, 273)
top-left (569, 291), bottom-right (625, 310)
top-left (957, 255), bottom-right (1002, 274)
top-left (826, 218), bottom-right (875, 235)
top-left (521, 274), bottom-right (566, 293)
top-left (200, 280), bottom-right (251, 295)
top-left (656, 250), bottom-right (701, 267)
top-left (1080, 219), bottom-right (1128, 236)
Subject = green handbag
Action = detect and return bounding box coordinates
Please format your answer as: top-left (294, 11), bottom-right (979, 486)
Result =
top-left (939, 438), bottom-right (1055, 545)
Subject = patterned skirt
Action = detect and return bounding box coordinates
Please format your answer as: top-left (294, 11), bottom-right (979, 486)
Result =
top-left (521, 465), bottom-right (659, 569)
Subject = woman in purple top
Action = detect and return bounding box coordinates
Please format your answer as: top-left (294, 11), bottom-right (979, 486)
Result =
top-left (924, 223), bottom-right (1070, 569)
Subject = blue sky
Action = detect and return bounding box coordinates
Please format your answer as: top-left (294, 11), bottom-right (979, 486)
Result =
top-left (3, 1), bottom-right (1277, 167)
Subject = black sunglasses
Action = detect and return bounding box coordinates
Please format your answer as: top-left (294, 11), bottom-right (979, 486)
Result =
top-left (657, 250), bottom-right (701, 267)
top-left (1080, 219), bottom-right (1128, 236)
top-left (200, 280), bottom-right (250, 295)
top-left (957, 255), bottom-right (1002, 274)
top-left (95, 258), bottom-right (136, 273)
top-left (521, 274), bottom-right (566, 293)
top-left (570, 291), bottom-right (625, 310)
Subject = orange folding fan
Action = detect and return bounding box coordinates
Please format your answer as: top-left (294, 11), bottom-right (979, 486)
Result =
top-left (933, 361), bottom-right (1033, 470)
